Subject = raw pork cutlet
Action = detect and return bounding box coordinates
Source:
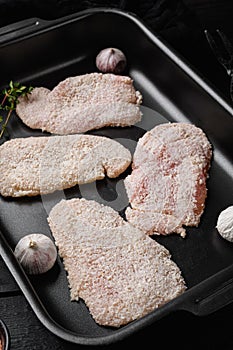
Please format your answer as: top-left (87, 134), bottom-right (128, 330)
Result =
top-left (0, 134), bottom-right (131, 197)
top-left (16, 73), bottom-right (142, 134)
top-left (124, 123), bottom-right (212, 237)
top-left (48, 198), bottom-right (186, 327)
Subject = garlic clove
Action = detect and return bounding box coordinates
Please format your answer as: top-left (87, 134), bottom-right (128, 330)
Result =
top-left (14, 233), bottom-right (57, 275)
top-left (216, 205), bottom-right (233, 242)
top-left (96, 47), bottom-right (127, 74)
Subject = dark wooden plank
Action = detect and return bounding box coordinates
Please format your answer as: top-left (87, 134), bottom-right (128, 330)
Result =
top-left (0, 293), bottom-right (141, 349)
top-left (0, 295), bottom-right (79, 350)
top-left (0, 258), bottom-right (20, 295)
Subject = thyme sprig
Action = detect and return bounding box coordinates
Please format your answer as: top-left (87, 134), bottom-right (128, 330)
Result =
top-left (0, 81), bottom-right (33, 139)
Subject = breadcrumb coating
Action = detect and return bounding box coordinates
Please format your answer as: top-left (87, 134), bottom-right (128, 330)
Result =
top-left (48, 198), bottom-right (186, 327)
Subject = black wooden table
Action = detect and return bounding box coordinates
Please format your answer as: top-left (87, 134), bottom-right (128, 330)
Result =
top-left (1, 1), bottom-right (233, 349)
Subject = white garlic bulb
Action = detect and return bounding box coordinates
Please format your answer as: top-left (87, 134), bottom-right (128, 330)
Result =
top-left (216, 206), bottom-right (233, 242)
top-left (96, 47), bottom-right (127, 74)
top-left (14, 233), bottom-right (57, 274)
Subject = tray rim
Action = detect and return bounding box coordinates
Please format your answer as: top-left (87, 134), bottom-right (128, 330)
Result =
top-left (1, 5), bottom-right (233, 119)
top-left (1, 7), bottom-right (233, 346)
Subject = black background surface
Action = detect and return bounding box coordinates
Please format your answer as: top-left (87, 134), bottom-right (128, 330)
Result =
top-left (1, 1), bottom-right (233, 349)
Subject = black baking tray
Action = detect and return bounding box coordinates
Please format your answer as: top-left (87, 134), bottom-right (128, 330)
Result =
top-left (1, 8), bottom-right (233, 346)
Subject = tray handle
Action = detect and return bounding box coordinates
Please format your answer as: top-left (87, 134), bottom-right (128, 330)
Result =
top-left (0, 18), bottom-right (50, 45)
top-left (178, 264), bottom-right (233, 316)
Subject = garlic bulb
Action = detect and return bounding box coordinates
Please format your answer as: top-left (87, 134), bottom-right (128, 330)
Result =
top-left (96, 47), bottom-right (127, 74)
top-left (216, 205), bottom-right (233, 242)
top-left (14, 233), bottom-right (57, 274)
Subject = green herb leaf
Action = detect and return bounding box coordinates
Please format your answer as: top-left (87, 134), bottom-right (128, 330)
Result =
top-left (0, 81), bottom-right (34, 139)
